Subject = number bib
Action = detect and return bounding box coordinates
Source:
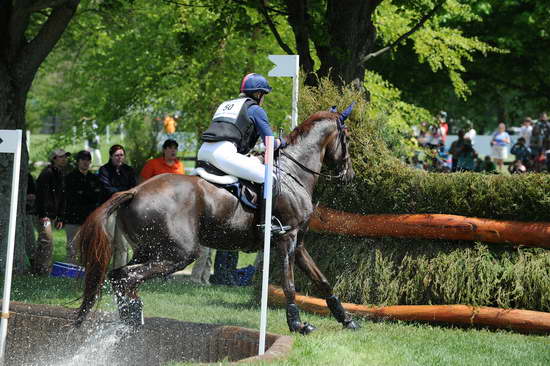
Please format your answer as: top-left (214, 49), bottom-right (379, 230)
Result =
top-left (212, 98), bottom-right (248, 123)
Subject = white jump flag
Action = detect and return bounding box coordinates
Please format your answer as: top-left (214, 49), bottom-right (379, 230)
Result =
top-left (268, 55), bottom-right (299, 129)
top-left (0, 130), bottom-right (23, 364)
top-left (258, 136), bottom-right (275, 355)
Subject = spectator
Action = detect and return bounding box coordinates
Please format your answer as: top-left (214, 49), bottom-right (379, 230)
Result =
top-left (519, 117), bottom-right (533, 148)
top-left (449, 129), bottom-right (466, 172)
top-left (490, 123), bottom-right (511, 172)
top-left (210, 251), bottom-right (239, 286)
top-left (86, 120), bottom-right (102, 165)
top-left (481, 155), bottom-right (497, 173)
top-left (34, 149), bottom-right (69, 275)
top-left (139, 139), bottom-right (185, 183)
top-left (464, 121), bottom-right (476, 145)
top-left (163, 115), bottom-right (177, 134)
top-left (510, 137), bottom-right (531, 165)
top-left (509, 159), bottom-right (527, 174)
top-left (98, 144), bottom-right (137, 268)
top-left (456, 138), bottom-right (476, 171)
top-left (426, 123), bottom-right (443, 148)
top-left (530, 112), bottom-right (550, 157)
top-left (437, 111), bottom-right (449, 144)
top-left (24, 173), bottom-right (40, 272)
top-left (64, 151), bottom-right (102, 264)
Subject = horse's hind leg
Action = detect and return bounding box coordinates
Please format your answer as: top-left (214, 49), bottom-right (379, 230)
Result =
top-left (109, 257), bottom-right (195, 326)
top-left (294, 238), bottom-right (360, 330)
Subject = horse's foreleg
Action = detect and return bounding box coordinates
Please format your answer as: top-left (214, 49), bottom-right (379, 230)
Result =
top-left (277, 236), bottom-right (316, 335)
top-left (295, 243), bottom-right (360, 330)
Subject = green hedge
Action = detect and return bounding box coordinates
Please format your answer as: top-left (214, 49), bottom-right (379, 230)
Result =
top-left (264, 79), bottom-right (550, 312)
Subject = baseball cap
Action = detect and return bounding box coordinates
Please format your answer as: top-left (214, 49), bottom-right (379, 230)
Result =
top-left (50, 149), bottom-right (71, 160)
top-left (162, 139), bottom-right (179, 149)
top-left (75, 150), bottom-right (92, 161)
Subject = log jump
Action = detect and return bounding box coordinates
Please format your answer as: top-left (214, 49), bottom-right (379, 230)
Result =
top-left (268, 285), bottom-right (550, 334)
top-left (309, 206), bottom-right (550, 249)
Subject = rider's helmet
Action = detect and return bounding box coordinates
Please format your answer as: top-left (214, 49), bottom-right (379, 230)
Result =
top-left (240, 73), bottom-right (272, 95)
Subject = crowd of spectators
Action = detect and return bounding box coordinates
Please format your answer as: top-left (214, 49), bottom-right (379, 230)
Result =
top-left (25, 136), bottom-right (246, 286)
top-left (411, 111), bottom-right (550, 174)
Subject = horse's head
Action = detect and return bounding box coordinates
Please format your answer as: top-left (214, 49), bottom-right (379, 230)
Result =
top-left (325, 103), bottom-right (355, 184)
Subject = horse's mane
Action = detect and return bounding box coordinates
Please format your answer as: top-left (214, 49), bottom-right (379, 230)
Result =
top-left (286, 111), bottom-right (338, 145)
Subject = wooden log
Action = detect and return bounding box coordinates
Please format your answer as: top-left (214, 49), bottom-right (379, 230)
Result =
top-left (309, 206), bottom-right (550, 249)
top-left (268, 285), bottom-right (550, 334)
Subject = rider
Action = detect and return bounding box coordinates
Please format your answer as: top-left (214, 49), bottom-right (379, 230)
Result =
top-left (198, 73), bottom-right (286, 231)
top-left (199, 73), bottom-right (284, 182)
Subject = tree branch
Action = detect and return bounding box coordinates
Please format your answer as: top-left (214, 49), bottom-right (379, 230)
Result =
top-left (18, 0), bottom-right (80, 87)
top-left (361, 0), bottom-right (446, 64)
top-left (29, 0), bottom-right (72, 12)
top-left (258, 0), bottom-right (294, 55)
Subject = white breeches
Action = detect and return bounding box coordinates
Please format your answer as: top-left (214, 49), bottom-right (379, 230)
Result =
top-left (198, 141), bottom-right (266, 183)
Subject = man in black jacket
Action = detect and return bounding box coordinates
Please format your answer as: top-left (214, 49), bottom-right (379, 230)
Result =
top-left (34, 149), bottom-right (69, 275)
top-left (98, 144), bottom-right (137, 268)
top-left (64, 150), bottom-right (102, 264)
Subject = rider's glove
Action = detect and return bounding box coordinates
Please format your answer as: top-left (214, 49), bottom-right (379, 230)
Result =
top-left (276, 137), bottom-right (287, 150)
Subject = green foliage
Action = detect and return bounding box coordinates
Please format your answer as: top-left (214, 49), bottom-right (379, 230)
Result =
top-left (375, 0), bottom-right (502, 99)
top-left (266, 80), bottom-right (550, 311)
top-left (283, 234), bottom-right (550, 312)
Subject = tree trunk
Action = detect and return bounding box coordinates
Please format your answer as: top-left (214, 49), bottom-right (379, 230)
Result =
top-left (0, 0), bottom-right (80, 272)
top-left (285, 0), bottom-right (381, 87)
top-left (0, 68), bottom-right (30, 273)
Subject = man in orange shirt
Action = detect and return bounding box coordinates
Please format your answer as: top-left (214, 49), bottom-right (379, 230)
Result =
top-left (139, 139), bottom-right (185, 182)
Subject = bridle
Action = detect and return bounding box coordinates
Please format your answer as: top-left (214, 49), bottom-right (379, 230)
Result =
top-left (279, 104), bottom-right (353, 181)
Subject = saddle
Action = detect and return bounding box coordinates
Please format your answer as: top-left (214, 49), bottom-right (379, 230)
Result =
top-left (192, 160), bottom-right (290, 235)
top-left (193, 161), bottom-right (261, 210)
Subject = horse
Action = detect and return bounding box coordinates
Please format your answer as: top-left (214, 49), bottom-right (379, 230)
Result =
top-left (75, 105), bottom-right (359, 334)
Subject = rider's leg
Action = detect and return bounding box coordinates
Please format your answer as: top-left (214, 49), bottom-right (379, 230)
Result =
top-left (198, 141), bottom-right (265, 183)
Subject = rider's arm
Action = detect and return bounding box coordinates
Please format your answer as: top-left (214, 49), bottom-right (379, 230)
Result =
top-left (249, 105), bottom-right (284, 149)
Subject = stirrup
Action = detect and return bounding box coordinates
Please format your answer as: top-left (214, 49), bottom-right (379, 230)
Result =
top-left (257, 216), bottom-right (292, 236)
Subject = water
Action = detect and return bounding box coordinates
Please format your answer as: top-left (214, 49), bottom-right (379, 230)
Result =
top-left (30, 322), bottom-right (131, 366)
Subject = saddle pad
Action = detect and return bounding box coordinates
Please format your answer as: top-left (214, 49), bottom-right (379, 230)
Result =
top-left (191, 167), bottom-right (239, 185)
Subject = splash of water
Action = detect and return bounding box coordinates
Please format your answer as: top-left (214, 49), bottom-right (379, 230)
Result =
top-left (32, 322), bottom-right (131, 366)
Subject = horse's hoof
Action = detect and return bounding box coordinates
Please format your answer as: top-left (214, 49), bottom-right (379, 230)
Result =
top-left (344, 319), bottom-right (360, 330)
top-left (299, 322), bottom-right (316, 335)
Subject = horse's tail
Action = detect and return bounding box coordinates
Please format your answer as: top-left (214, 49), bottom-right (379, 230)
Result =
top-left (75, 190), bottom-right (136, 327)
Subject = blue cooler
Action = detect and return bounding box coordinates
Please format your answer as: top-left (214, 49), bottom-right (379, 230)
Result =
top-left (51, 262), bottom-right (85, 279)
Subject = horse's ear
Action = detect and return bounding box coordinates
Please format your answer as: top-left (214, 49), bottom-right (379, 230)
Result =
top-left (338, 102), bottom-right (355, 129)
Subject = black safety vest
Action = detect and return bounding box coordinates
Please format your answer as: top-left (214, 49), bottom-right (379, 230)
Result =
top-left (201, 98), bottom-right (259, 154)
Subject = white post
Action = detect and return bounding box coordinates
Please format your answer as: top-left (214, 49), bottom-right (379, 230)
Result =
top-left (0, 130), bottom-right (23, 364)
top-left (25, 130), bottom-right (30, 156)
top-left (258, 136), bottom-right (274, 355)
top-left (268, 55), bottom-right (300, 129)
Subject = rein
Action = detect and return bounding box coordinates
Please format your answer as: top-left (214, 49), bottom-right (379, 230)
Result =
top-left (280, 150), bottom-right (346, 180)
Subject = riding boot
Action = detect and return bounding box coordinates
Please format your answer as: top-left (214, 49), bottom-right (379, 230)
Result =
top-left (257, 179), bottom-right (291, 236)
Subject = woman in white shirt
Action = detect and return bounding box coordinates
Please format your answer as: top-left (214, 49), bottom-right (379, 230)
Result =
top-left (490, 122), bottom-right (511, 172)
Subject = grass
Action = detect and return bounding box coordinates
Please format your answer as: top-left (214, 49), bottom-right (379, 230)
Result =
top-left (9, 233), bottom-right (550, 366)
top-left (8, 274), bottom-right (550, 366)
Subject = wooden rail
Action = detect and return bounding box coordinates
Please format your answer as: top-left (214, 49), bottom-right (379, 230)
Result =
top-left (309, 206), bottom-right (550, 249)
top-left (268, 285), bottom-right (550, 334)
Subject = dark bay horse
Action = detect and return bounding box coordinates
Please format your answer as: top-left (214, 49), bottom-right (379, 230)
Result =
top-left (75, 106), bottom-right (359, 334)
